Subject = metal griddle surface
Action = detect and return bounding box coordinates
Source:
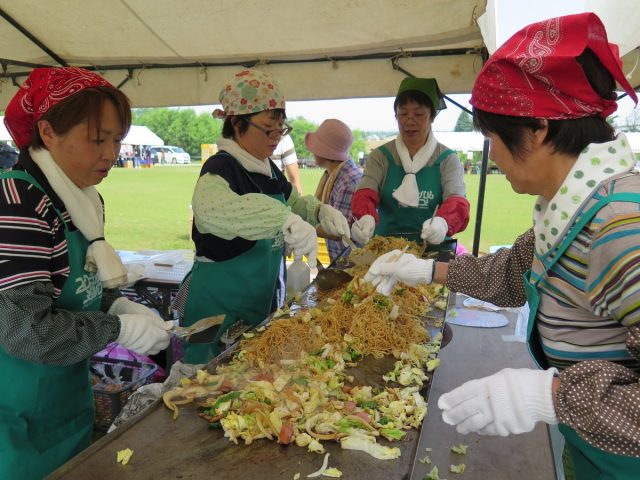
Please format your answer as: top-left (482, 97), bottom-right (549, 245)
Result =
top-left (50, 255), bottom-right (447, 480)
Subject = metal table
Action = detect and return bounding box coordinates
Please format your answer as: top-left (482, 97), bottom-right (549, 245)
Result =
top-left (410, 294), bottom-right (556, 480)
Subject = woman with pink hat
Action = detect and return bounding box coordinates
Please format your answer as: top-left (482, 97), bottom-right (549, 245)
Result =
top-left (365, 13), bottom-right (640, 478)
top-left (305, 119), bottom-right (362, 261)
top-left (182, 68), bottom-right (350, 364)
top-left (0, 67), bottom-right (172, 479)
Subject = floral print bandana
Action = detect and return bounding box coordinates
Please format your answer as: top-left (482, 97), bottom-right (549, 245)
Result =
top-left (213, 68), bottom-right (285, 119)
top-left (533, 134), bottom-right (635, 256)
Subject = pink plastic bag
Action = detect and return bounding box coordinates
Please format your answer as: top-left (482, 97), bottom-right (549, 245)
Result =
top-left (456, 242), bottom-right (469, 256)
top-left (94, 342), bottom-right (165, 381)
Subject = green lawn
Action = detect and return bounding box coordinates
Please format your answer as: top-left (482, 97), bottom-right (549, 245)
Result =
top-left (99, 165), bottom-right (535, 253)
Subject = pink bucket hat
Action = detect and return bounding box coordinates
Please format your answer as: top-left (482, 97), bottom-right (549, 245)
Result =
top-left (213, 68), bottom-right (285, 119)
top-left (304, 119), bottom-right (353, 162)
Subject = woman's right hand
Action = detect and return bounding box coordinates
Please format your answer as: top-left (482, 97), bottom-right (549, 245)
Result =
top-left (351, 214), bottom-right (376, 244)
top-left (364, 250), bottom-right (434, 296)
top-left (282, 213), bottom-right (318, 267)
top-left (116, 314), bottom-right (173, 355)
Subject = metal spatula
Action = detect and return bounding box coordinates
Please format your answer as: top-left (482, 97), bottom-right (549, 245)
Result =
top-left (172, 314), bottom-right (226, 340)
top-left (314, 258), bottom-right (353, 291)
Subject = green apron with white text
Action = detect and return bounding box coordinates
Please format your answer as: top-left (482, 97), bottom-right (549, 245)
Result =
top-left (374, 146), bottom-right (452, 242)
top-left (182, 166), bottom-right (286, 364)
top-left (0, 170), bottom-right (102, 480)
top-left (523, 192), bottom-right (640, 479)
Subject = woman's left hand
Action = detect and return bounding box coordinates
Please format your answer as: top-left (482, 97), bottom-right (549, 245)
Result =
top-left (318, 204), bottom-right (350, 238)
top-left (437, 367), bottom-right (559, 436)
top-left (421, 216), bottom-right (448, 244)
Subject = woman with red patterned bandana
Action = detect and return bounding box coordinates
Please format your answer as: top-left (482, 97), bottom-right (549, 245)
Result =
top-left (0, 68), bottom-right (172, 479)
top-left (364, 13), bottom-right (640, 478)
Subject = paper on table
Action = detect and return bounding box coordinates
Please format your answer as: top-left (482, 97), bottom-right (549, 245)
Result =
top-left (446, 307), bottom-right (509, 328)
top-left (502, 302), bottom-right (529, 343)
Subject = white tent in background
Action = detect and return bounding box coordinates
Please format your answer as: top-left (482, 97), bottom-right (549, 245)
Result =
top-left (434, 131), bottom-right (486, 153)
top-left (122, 125), bottom-right (164, 146)
top-left (0, 117), bottom-right (12, 142)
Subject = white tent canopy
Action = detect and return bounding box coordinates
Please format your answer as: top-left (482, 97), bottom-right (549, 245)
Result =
top-left (122, 125), bottom-right (164, 146)
top-left (0, 0), bottom-right (486, 108)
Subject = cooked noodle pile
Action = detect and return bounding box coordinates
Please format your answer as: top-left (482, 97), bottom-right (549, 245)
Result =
top-left (240, 237), bottom-right (445, 367)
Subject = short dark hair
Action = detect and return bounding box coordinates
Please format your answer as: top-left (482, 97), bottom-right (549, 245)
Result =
top-left (222, 109), bottom-right (287, 139)
top-left (394, 90), bottom-right (436, 120)
top-left (473, 49), bottom-right (617, 159)
top-left (31, 86), bottom-right (131, 149)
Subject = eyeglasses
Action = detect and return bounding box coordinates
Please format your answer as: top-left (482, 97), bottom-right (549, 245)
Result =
top-left (247, 120), bottom-right (293, 139)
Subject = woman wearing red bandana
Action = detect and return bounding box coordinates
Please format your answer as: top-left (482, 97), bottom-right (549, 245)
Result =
top-left (364, 13), bottom-right (640, 478)
top-left (0, 68), bottom-right (172, 479)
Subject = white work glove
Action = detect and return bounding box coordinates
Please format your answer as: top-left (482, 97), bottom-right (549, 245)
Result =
top-left (421, 216), bottom-right (448, 245)
top-left (282, 213), bottom-right (318, 267)
top-left (351, 215), bottom-right (376, 245)
top-left (363, 250), bottom-right (434, 296)
top-left (318, 204), bottom-right (350, 238)
top-left (438, 368), bottom-right (559, 437)
top-left (116, 314), bottom-right (173, 355)
top-left (108, 297), bottom-right (158, 317)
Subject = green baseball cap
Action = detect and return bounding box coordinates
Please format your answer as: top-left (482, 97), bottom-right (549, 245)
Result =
top-left (396, 77), bottom-right (446, 113)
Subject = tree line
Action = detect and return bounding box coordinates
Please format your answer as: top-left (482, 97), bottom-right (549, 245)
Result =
top-left (132, 108), bottom-right (367, 162)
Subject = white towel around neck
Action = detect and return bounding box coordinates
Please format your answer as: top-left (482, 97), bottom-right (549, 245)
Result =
top-left (392, 132), bottom-right (438, 207)
top-left (29, 147), bottom-right (127, 288)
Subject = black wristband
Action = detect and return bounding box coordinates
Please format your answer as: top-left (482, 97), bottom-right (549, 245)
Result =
top-left (89, 236), bottom-right (105, 245)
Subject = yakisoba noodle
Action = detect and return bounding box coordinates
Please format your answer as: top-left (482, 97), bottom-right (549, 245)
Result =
top-left (240, 315), bottom-right (323, 366)
top-left (241, 276), bottom-right (436, 365)
top-left (358, 235), bottom-right (422, 256)
top-left (240, 237), bottom-right (442, 366)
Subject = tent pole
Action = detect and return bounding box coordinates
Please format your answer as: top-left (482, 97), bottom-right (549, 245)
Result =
top-left (472, 137), bottom-right (489, 256)
top-left (471, 47), bottom-right (490, 257)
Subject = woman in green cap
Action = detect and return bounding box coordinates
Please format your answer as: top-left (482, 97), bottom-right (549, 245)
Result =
top-left (181, 68), bottom-right (351, 364)
top-left (350, 77), bottom-right (470, 245)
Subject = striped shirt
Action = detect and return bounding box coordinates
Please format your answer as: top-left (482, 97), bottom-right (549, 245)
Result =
top-left (446, 172), bottom-right (640, 456)
top-left (0, 152), bottom-right (119, 366)
top-left (533, 172), bottom-right (640, 373)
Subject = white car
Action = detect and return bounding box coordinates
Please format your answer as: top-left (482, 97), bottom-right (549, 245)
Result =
top-left (151, 146), bottom-right (191, 164)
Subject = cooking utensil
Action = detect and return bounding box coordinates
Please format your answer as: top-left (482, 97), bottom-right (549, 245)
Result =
top-left (342, 235), bottom-right (358, 250)
top-left (314, 258), bottom-right (353, 291)
top-left (172, 314), bottom-right (226, 340)
top-left (420, 205), bottom-right (440, 257)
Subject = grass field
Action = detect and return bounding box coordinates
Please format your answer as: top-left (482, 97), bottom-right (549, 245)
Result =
top-left (99, 165), bottom-right (535, 253)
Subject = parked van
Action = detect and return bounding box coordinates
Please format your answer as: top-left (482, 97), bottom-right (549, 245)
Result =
top-left (149, 146), bottom-right (191, 164)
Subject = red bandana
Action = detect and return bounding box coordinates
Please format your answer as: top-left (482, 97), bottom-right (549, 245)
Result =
top-left (471, 13), bottom-right (638, 119)
top-left (4, 67), bottom-right (114, 148)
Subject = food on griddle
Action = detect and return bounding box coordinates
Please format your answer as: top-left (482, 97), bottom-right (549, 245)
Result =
top-left (163, 237), bottom-right (446, 460)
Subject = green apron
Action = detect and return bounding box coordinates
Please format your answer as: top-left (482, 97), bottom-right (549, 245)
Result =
top-left (182, 165), bottom-right (286, 364)
top-left (0, 171), bottom-right (102, 480)
top-left (374, 146), bottom-right (452, 242)
top-left (523, 192), bottom-right (640, 478)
